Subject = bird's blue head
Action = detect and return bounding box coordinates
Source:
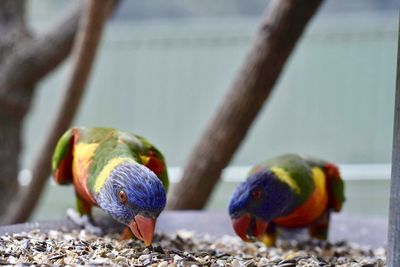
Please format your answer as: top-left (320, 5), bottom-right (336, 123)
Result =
top-left (96, 161), bottom-right (166, 246)
top-left (228, 170), bottom-right (298, 242)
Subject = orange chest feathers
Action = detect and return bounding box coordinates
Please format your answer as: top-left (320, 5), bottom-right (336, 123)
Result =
top-left (72, 143), bottom-right (98, 205)
top-left (274, 167), bottom-right (328, 228)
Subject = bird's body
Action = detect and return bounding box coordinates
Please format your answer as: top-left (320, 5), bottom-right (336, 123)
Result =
top-left (228, 154), bottom-right (345, 246)
top-left (52, 127), bottom-right (168, 246)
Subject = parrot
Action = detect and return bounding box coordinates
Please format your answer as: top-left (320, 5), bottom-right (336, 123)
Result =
top-left (228, 154), bottom-right (345, 246)
top-left (52, 127), bottom-right (169, 246)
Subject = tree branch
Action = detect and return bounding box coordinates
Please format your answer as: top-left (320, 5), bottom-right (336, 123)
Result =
top-left (0, 0), bottom-right (25, 28)
top-left (167, 0), bottom-right (324, 209)
top-left (9, 0), bottom-right (118, 223)
top-left (0, 1), bottom-right (82, 97)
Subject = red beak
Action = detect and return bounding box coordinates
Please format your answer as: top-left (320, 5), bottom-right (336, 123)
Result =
top-left (129, 214), bottom-right (156, 246)
top-left (231, 214), bottom-right (268, 242)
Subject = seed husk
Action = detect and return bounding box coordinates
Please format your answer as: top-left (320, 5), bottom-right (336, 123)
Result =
top-left (0, 229), bottom-right (386, 266)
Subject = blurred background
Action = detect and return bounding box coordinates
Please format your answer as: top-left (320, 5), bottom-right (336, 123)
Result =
top-left (24, 0), bottom-right (397, 220)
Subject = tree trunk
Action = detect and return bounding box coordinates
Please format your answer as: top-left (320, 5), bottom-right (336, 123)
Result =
top-left (0, 2), bottom-right (82, 94)
top-left (0, 0), bottom-right (116, 224)
top-left (167, 0), bottom-right (324, 209)
top-left (0, 113), bottom-right (23, 219)
top-left (0, 0), bottom-right (32, 220)
top-left (10, 0), bottom-right (117, 223)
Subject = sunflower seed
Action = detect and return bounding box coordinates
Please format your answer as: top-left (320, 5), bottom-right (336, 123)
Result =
top-left (0, 229), bottom-right (386, 266)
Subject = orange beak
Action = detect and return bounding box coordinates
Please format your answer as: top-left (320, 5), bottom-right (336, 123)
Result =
top-left (231, 213), bottom-right (268, 242)
top-left (129, 214), bottom-right (156, 247)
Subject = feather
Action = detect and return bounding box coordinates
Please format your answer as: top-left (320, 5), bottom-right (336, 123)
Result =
top-left (51, 127), bottom-right (169, 246)
top-left (228, 154), bottom-right (345, 246)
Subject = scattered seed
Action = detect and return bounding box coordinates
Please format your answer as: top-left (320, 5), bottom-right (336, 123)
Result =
top-left (278, 258), bottom-right (297, 265)
top-left (153, 245), bottom-right (165, 254)
top-left (158, 261), bottom-right (168, 267)
top-left (48, 254), bottom-right (65, 261)
top-left (0, 229), bottom-right (386, 266)
top-left (278, 262), bottom-right (297, 267)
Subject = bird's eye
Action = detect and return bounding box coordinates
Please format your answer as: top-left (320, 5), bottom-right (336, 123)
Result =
top-left (231, 212), bottom-right (241, 218)
top-left (117, 190), bottom-right (127, 204)
top-left (251, 189), bottom-right (262, 200)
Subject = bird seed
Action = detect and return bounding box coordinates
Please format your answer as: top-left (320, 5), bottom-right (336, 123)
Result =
top-left (0, 229), bottom-right (386, 266)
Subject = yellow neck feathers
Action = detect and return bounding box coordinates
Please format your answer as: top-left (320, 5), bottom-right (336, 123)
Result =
top-left (270, 167), bottom-right (300, 193)
top-left (94, 157), bottom-right (135, 192)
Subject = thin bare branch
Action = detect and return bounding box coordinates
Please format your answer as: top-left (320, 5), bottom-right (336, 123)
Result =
top-left (0, 0), bottom-right (25, 27)
top-left (0, 2), bottom-right (83, 97)
top-left (167, 0), bottom-right (324, 209)
top-left (9, 0), bottom-right (117, 223)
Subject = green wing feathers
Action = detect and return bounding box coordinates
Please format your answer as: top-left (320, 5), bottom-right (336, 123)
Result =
top-left (133, 134), bottom-right (169, 192)
top-left (250, 154), bottom-right (315, 203)
top-left (52, 129), bottom-right (76, 185)
top-left (51, 127), bottom-right (169, 192)
top-left (251, 154), bottom-right (345, 212)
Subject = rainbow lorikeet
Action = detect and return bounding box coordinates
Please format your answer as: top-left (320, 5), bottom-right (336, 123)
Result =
top-left (52, 127), bottom-right (169, 246)
top-left (228, 154), bottom-right (345, 246)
